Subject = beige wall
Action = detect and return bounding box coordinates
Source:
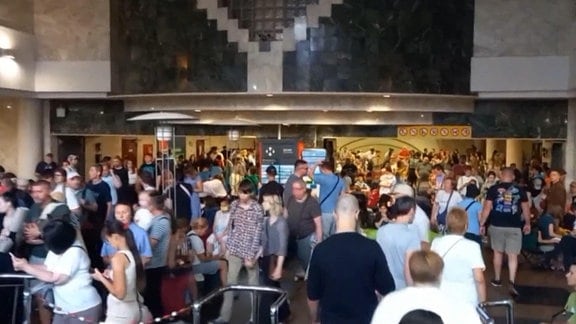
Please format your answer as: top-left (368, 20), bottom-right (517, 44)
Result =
top-left (0, 0), bottom-right (34, 33)
top-left (83, 135), bottom-right (257, 174)
top-left (34, 0), bottom-right (110, 61)
top-left (0, 100), bottom-right (19, 172)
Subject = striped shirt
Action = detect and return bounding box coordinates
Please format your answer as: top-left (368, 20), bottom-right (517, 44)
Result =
top-left (227, 200), bottom-right (264, 260)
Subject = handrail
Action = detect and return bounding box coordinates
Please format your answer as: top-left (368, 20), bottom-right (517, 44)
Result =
top-left (480, 300), bottom-right (514, 324)
top-left (476, 304), bottom-right (494, 324)
top-left (0, 272), bottom-right (36, 324)
top-left (0, 273), bottom-right (35, 280)
top-left (192, 284), bottom-right (288, 324)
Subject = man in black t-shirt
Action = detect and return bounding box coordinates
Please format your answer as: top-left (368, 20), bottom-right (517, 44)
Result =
top-left (34, 153), bottom-right (58, 178)
top-left (258, 165), bottom-right (283, 204)
top-left (307, 194), bottom-right (395, 324)
top-left (480, 167), bottom-right (530, 296)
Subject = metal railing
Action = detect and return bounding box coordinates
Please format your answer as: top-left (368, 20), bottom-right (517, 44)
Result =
top-left (192, 284), bottom-right (288, 324)
top-left (479, 300), bottom-right (514, 324)
top-left (0, 273), bottom-right (35, 324)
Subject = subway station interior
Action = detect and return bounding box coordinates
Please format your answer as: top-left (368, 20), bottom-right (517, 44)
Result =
top-left (1, 1), bottom-right (576, 323)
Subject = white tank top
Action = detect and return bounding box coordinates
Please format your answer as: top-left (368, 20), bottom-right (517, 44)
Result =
top-left (107, 250), bottom-right (140, 313)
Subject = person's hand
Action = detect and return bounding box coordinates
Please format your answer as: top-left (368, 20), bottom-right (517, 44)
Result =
top-left (480, 225), bottom-right (486, 236)
top-left (244, 258), bottom-right (255, 269)
top-left (9, 253), bottom-right (28, 271)
top-left (24, 223), bottom-right (41, 240)
top-left (523, 223), bottom-right (531, 235)
top-left (270, 267), bottom-right (282, 281)
top-left (91, 268), bottom-right (106, 282)
top-left (103, 268), bottom-right (113, 279)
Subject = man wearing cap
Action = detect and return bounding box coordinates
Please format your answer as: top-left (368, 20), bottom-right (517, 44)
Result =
top-left (392, 183), bottom-right (431, 250)
top-left (67, 172), bottom-right (98, 226)
top-left (258, 165), bottom-right (284, 204)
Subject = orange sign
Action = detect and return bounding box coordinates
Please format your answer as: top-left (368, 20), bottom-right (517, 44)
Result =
top-left (397, 125), bottom-right (472, 139)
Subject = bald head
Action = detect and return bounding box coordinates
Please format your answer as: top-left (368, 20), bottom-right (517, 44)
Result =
top-left (335, 194), bottom-right (360, 223)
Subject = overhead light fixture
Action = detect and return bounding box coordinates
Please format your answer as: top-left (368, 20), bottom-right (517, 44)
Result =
top-left (266, 94), bottom-right (273, 97)
top-left (382, 94), bottom-right (391, 98)
top-left (194, 109), bottom-right (202, 112)
top-left (0, 48), bottom-right (15, 60)
top-left (127, 112), bottom-right (198, 121)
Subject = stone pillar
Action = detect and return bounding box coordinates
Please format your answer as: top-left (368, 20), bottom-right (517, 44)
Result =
top-left (505, 139), bottom-right (523, 167)
top-left (565, 99), bottom-right (576, 184)
top-left (17, 99), bottom-right (42, 179)
top-left (42, 100), bottom-right (52, 157)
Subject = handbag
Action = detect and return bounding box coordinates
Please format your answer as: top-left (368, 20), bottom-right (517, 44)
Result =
top-left (437, 191), bottom-right (454, 226)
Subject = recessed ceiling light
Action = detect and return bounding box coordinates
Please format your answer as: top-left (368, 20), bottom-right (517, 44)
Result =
top-left (99, 111), bottom-right (104, 115)
top-left (322, 109), bottom-right (328, 112)
top-left (150, 107), bottom-right (155, 110)
top-left (6, 105), bottom-right (12, 109)
top-left (382, 94), bottom-right (391, 98)
top-left (420, 114), bottom-right (425, 118)
top-left (194, 109), bottom-right (201, 112)
top-left (266, 94), bottom-right (273, 97)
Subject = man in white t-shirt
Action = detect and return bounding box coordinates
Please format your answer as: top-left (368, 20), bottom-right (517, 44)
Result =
top-left (392, 183), bottom-right (430, 250)
top-left (371, 250), bottom-right (481, 324)
top-left (456, 166), bottom-right (480, 196)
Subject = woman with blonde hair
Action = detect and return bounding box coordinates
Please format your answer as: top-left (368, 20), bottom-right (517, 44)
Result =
top-left (229, 162), bottom-right (246, 198)
top-left (431, 207), bottom-right (486, 307)
top-left (260, 194), bottom-right (290, 322)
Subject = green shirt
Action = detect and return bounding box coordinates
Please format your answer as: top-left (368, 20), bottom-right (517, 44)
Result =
top-left (25, 202), bottom-right (71, 258)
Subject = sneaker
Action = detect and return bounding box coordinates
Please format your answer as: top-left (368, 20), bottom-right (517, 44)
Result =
top-left (490, 279), bottom-right (502, 287)
top-left (509, 283), bottom-right (520, 297)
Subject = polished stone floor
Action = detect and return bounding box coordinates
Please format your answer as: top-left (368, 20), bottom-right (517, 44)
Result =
top-left (21, 246), bottom-right (572, 323)
top-left (223, 247), bottom-right (572, 324)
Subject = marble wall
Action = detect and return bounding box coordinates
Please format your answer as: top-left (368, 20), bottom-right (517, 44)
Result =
top-left (110, 0), bottom-right (246, 94)
top-left (435, 100), bottom-right (568, 139)
top-left (285, 0), bottom-right (474, 93)
top-left (0, 0), bottom-right (34, 33)
top-left (111, 0), bottom-right (473, 94)
top-left (34, 0), bottom-right (110, 60)
top-left (474, 0), bottom-right (576, 57)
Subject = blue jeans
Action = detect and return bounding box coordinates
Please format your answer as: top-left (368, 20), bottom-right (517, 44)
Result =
top-left (293, 234), bottom-right (314, 271)
top-left (321, 212), bottom-right (335, 240)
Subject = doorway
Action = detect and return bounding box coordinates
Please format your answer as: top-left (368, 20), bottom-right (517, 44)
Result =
top-left (122, 138), bottom-right (138, 166)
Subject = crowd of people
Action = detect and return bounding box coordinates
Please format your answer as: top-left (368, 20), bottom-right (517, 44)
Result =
top-left (0, 144), bottom-right (575, 323)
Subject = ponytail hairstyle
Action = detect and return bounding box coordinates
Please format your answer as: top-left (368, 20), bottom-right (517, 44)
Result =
top-left (103, 219), bottom-right (146, 293)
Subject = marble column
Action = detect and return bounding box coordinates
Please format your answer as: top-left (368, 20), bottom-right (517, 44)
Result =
top-left (505, 139), bottom-right (523, 167)
top-left (17, 98), bottom-right (43, 179)
top-left (565, 99), bottom-right (576, 184)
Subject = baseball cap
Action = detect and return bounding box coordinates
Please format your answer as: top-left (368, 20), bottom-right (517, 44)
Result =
top-left (67, 171), bottom-right (81, 180)
top-left (266, 165), bottom-right (277, 176)
top-left (391, 183), bottom-right (415, 198)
